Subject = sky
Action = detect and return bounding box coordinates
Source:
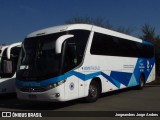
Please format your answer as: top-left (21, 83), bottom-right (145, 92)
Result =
top-left (0, 0), bottom-right (160, 44)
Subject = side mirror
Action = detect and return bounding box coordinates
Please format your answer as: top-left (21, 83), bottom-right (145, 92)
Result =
top-left (55, 34), bottom-right (74, 54)
top-left (3, 60), bottom-right (12, 73)
top-left (7, 42), bottom-right (22, 59)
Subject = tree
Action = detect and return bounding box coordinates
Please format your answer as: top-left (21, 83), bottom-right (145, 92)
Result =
top-left (116, 26), bottom-right (134, 35)
top-left (66, 16), bottom-right (113, 29)
top-left (140, 24), bottom-right (160, 77)
top-left (139, 24), bottom-right (160, 43)
top-left (65, 16), bottom-right (133, 35)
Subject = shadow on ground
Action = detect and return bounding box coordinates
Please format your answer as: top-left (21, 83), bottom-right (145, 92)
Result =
top-left (0, 85), bottom-right (159, 111)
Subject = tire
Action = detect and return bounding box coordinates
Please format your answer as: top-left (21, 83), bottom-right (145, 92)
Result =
top-left (85, 80), bottom-right (100, 102)
top-left (137, 75), bottom-right (145, 89)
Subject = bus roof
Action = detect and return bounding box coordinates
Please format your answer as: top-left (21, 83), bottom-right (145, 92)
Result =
top-left (27, 24), bottom-right (92, 38)
top-left (26, 24), bottom-right (152, 45)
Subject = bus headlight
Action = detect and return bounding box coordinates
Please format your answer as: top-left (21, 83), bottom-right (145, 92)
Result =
top-left (44, 80), bottom-right (66, 90)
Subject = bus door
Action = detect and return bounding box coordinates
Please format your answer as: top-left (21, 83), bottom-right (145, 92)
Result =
top-left (62, 40), bottom-right (79, 100)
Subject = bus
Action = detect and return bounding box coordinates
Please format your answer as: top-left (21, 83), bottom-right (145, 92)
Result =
top-left (0, 42), bottom-right (21, 94)
top-left (16, 24), bottom-right (155, 102)
top-left (0, 45), bottom-right (8, 77)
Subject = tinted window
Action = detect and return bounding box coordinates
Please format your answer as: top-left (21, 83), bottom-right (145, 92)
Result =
top-left (69, 30), bottom-right (90, 64)
top-left (0, 47), bottom-right (21, 78)
top-left (17, 30), bottom-right (90, 80)
top-left (17, 32), bottom-right (65, 81)
top-left (90, 32), bottom-right (154, 58)
top-left (62, 30), bottom-right (90, 73)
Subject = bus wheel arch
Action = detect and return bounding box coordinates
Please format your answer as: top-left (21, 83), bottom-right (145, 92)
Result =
top-left (85, 77), bottom-right (102, 102)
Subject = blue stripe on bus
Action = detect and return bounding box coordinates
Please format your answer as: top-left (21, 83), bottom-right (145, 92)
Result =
top-left (110, 71), bottom-right (132, 86)
top-left (16, 58), bottom-right (155, 88)
top-left (16, 71), bottom-right (120, 88)
top-left (142, 40), bottom-right (153, 46)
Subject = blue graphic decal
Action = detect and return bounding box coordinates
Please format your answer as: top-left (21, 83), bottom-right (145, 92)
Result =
top-left (101, 72), bottom-right (121, 88)
top-left (132, 58), bottom-right (142, 84)
top-left (142, 40), bottom-right (153, 46)
top-left (16, 71), bottom-right (102, 87)
top-left (16, 58), bottom-right (155, 89)
top-left (111, 78), bottom-right (121, 88)
top-left (128, 74), bottom-right (138, 87)
top-left (70, 71), bottom-right (101, 81)
top-left (145, 58), bottom-right (155, 81)
top-left (110, 71), bottom-right (132, 86)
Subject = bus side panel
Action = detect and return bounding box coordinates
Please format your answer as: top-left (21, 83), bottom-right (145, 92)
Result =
top-left (79, 55), bottom-right (155, 96)
top-left (146, 62), bottom-right (155, 83)
top-left (81, 55), bottom-right (125, 93)
top-left (0, 78), bottom-right (16, 94)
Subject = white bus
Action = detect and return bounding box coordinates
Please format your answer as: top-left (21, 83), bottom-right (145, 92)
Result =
top-left (16, 24), bottom-right (155, 102)
top-left (0, 42), bottom-right (21, 94)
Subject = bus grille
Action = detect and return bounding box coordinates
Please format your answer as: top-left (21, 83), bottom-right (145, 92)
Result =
top-left (19, 87), bottom-right (46, 92)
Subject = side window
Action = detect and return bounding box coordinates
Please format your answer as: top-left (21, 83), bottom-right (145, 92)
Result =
top-left (69, 30), bottom-right (90, 65)
top-left (63, 40), bottom-right (78, 73)
top-left (143, 45), bottom-right (154, 58)
top-left (90, 32), bottom-right (117, 56)
top-left (10, 47), bottom-right (21, 73)
top-left (0, 48), bottom-right (13, 78)
top-left (61, 30), bottom-right (90, 74)
top-left (0, 49), bottom-right (7, 77)
top-left (64, 43), bottom-right (78, 67)
top-left (90, 32), bottom-right (154, 58)
top-left (0, 47), bottom-right (21, 78)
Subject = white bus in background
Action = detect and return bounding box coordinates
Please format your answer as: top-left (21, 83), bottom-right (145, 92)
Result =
top-left (0, 45), bottom-right (8, 78)
top-left (16, 24), bottom-right (155, 102)
top-left (0, 42), bottom-right (21, 94)
top-left (0, 45), bottom-right (8, 64)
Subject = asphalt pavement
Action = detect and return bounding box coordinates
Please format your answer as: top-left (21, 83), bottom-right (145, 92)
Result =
top-left (0, 85), bottom-right (160, 119)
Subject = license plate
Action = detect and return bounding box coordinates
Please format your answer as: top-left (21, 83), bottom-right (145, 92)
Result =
top-left (28, 94), bottom-right (37, 99)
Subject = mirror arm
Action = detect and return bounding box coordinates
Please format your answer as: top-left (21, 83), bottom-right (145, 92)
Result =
top-left (55, 35), bottom-right (74, 54)
top-left (7, 42), bottom-right (22, 59)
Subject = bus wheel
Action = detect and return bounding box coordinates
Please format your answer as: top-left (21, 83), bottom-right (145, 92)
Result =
top-left (137, 75), bottom-right (145, 89)
top-left (85, 80), bottom-right (100, 102)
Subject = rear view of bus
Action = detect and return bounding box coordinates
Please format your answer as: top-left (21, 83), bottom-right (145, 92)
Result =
top-left (0, 42), bottom-right (21, 94)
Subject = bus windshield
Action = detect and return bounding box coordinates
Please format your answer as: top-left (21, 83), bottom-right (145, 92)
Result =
top-left (17, 30), bottom-right (90, 81)
top-left (17, 32), bottom-right (66, 81)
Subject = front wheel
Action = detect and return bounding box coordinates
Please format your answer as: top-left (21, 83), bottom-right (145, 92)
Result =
top-left (85, 80), bottom-right (100, 102)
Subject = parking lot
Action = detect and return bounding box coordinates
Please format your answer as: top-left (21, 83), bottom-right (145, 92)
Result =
top-left (0, 85), bottom-right (159, 112)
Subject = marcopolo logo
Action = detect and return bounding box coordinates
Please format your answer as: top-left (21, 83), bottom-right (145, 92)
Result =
top-left (82, 66), bottom-right (100, 71)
